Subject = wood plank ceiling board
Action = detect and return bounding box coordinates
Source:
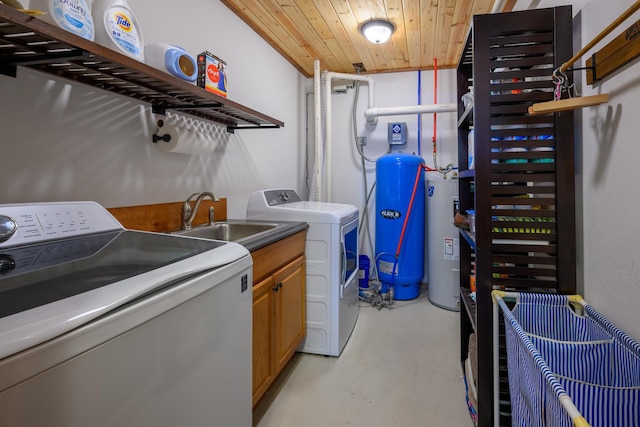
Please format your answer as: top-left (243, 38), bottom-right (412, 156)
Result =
top-left (350, 0), bottom-right (398, 70)
top-left (220, 0), bottom-right (499, 76)
top-left (222, 0), bottom-right (317, 75)
top-left (384, 0), bottom-right (410, 69)
top-left (293, 0), bottom-right (354, 72)
top-left (502, 0), bottom-right (517, 12)
top-left (280, 0), bottom-right (346, 71)
top-left (253, 0), bottom-right (335, 70)
top-left (403, 0), bottom-right (422, 69)
top-left (328, 0), bottom-right (380, 71)
top-left (420, 0), bottom-right (439, 68)
top-left (446, 1), bottom-right (474, 65)
top-left (434, 0), bottom-right (456, 64)
top-left (311, 0), bottom-right (370, 69)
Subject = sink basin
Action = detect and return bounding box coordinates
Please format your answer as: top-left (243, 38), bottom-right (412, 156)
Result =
top-left (172, 221), bottom-right (278, 242)
top-left (169, 219), bottom-right (308, 252)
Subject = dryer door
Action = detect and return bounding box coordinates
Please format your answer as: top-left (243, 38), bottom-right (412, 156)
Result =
top-left (339, 216), bottom-right (358, 299)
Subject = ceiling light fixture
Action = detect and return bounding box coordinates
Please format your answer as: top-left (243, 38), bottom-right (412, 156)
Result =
top-left (360, 19), bottom-right (395, 44)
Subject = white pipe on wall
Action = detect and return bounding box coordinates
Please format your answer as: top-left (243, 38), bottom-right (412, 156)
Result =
top-left (322, 71), bottom-right (375, 202)
top-left (313, 60), bottom-right (322, 202)
top-left (324, 69), bottom-right (332, 202)
top-left (325, 71), bottom-right (376, 109)
top-left (363, 103), bottom-right (457, 121)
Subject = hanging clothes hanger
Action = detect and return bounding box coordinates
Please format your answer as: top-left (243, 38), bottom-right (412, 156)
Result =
top-left (528, 0), bottom-right (640, 115)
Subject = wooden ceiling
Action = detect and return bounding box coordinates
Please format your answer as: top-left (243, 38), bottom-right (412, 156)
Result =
top-left (221, 0), bottom-right (516, 77)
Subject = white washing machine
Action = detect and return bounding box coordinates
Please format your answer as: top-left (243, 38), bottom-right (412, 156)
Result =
top-left (0, 202), bottom-right (252, 427)
top-left (247, 189), bottom-right (359, 356)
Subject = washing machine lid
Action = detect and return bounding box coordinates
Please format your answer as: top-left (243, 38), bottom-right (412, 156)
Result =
top-left (264, 201), bottom-right (358, 223)
top-left (247, 189), bottom-right (358, 223)
top-left (0, 230), bottom-right (227, 318)
top-left (0, 201), bottom-right (250, 360)
top-left (0, 230), bottom-right (248, 360)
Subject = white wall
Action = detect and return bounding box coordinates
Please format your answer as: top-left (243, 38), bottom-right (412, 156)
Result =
top-left (2, 0), bottom-right (302, 218)
top-left (576, 0), bottom-right (640, 341)
top-left (515, 0), bottom-right (640, 341)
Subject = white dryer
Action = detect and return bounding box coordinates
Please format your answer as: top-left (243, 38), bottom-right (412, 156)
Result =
top-left (247, 189), bottom-right (359, 356)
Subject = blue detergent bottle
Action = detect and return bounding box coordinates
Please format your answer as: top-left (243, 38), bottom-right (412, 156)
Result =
top-left (30, 0), bottom-right (95, 41)
top-left (145, 43), bottom-right (197, 83)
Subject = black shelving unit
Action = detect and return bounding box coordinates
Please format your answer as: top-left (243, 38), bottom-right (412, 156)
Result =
top-left (0, 4), bottom-right (283, 133)
top-left (457, 7), bottom-right (577, 426)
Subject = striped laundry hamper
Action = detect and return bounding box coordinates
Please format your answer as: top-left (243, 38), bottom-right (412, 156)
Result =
top-left (493, 291), bottom-right (640, 427)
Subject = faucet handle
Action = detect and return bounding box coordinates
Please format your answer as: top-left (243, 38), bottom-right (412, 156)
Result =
top-left (208, 206), bottom-right (215, 226)
top-left (181, 193), bottom-right (199, 229)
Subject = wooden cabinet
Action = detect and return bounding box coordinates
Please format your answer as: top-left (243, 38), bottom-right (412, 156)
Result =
top-left (273, 256), bottom-right (306, 373)
top-left (457, 7), bottom-right (576, 426)
top-left (251, 230), bottom-right (306, 407)
top-left (252, 274), bottom-right (276, 406)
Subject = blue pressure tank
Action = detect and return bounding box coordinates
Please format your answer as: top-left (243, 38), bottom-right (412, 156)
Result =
top-left (375, 153), bottom-right (425, 300)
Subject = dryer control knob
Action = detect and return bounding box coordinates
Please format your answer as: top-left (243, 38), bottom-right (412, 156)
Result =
top-left (279, 191), bottom-right (290, 202)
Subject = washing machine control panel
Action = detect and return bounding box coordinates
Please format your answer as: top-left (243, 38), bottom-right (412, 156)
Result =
top-left (0, 202), bottom-right (123, 248)
top-left (265, 189), bottom-right (303, 206)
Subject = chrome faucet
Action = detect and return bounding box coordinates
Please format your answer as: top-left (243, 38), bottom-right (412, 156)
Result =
top-left (181, 191), bottom-right (219, 230)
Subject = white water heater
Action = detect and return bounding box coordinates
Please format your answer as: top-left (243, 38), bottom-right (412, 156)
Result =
top-left (426, 176), bottom-right (460, 311)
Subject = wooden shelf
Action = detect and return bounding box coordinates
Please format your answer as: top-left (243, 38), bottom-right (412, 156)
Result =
top-left (0, 5), bottom-right (283, 133)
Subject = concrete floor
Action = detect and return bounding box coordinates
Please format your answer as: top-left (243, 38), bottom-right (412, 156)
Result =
top-left (254, 286), bottom-right (474, 427)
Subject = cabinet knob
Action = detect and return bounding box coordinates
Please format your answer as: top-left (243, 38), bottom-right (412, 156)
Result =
top-left (272, 283), bottom-right (283, 292)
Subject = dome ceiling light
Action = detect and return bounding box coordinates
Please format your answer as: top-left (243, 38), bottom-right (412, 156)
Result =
top-left (360, 19), bottom-right (395, 44)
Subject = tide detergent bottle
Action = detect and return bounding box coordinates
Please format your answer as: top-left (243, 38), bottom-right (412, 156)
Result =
top-left (92, 0), bottom-right (145, 62)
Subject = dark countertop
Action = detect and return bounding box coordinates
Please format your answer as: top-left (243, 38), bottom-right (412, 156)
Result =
top-left (224, 219), bottom-right (308, 252)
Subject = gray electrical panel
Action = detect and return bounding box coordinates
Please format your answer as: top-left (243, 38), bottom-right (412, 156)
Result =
top-left (387, 122), bottom-right (407, 145)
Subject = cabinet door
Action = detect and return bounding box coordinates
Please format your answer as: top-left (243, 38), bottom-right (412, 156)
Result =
top-left (273, 255), bottom-right (306, 373)
top-left (252, 275), bottom-right (275, 407)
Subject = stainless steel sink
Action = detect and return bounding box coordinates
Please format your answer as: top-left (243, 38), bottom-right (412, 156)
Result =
top-left (171, 221), bottom-right (279, 242)
top-left (169, 220), bottom-right (307, 252)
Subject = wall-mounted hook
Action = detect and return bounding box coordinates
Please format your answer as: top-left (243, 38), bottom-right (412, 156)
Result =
top-left (152, 133), bottom-right (171, 143)
top-left (153, 118), bottom-right (171, 143)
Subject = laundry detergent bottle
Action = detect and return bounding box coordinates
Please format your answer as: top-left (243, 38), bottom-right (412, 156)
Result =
top-left (92, 0), bottom-right (145, 62)
top-left (144, 43), bottom-right (198, 83)
top-left (30, 0), bottom-right (95, 41)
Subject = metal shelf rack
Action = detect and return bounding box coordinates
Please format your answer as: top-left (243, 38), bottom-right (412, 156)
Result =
top-left (0, 4), bottom-right (283, 133)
